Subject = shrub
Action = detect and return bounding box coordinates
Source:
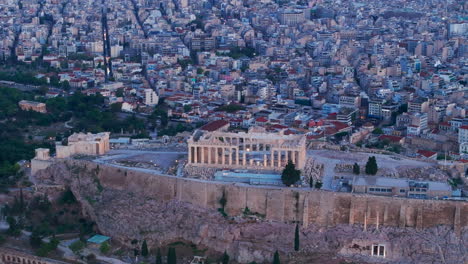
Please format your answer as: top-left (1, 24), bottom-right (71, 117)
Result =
top-left (69, 240), bottom-right (86, 254)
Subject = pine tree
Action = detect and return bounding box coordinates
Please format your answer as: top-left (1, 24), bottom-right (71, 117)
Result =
top-left (273, 250), bottom-right (280, 264)
top-left (167, 247), bottom-right (176, 264)
top-left (155, 248), bottom-right (162, 264)
top-left (294, 224), bottom-right (300, 251)
top-left (141, 240), bottom-right (148, 257)
top-left (222, 251), bottom-right (230, 264)
top-left (281, 160), bottom-right (301, 186)
top-left (353, 163), bottom-right (360, 175)
top-left (365, 156), bottom-right (378, 175)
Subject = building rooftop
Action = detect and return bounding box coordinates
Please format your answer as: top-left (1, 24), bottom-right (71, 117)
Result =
top-left (87, 234), bottom-right (111, 244)
top-left (353, 176), bottom-right (452, 192)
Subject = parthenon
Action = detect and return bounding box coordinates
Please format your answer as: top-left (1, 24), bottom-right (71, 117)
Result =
top-left (187, 127), bottom-right (307, 170)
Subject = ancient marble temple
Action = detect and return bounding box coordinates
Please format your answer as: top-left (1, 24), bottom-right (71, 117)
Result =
top-left (188, 127), bottom-right (307, 170)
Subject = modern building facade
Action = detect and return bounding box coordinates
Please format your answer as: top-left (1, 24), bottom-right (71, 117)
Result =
top-left (144, 88), bottom-right (159, 106)
top-left (352, 176), bottom-right (452, 199)
top-left (459, 125), bottom-right (468, 154)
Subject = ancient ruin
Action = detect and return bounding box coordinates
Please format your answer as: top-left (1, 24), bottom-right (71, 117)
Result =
top-left (187, 127), bottom-right (307, 170)
top-left (56, 132), bottom-right (110, 158)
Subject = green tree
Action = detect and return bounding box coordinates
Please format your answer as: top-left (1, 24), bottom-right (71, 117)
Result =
top-left (314, 181), bottom-right (323, 189)
top-left (59, 188), bottom-right (77, 205)
top-left (100, 241), bottom-right (111, 254)
top-left (294, 224), bottom-right (300, 251)
top-left (309, 178), bottom-right (314, 188)
top-left (69, 240), bottom-right (85, 254)
top-left (353, 163), bottom-right (360, 175)
top-left (219, 189), bottom-right (227, 210)
top-left (365, 156), bottom-right (378, 175)
top-left (29, 229), bottom-right (43, 248)
top-left (6, 216), bottom-right (21, 236)
top-left (61, 80), bottom-right (70, 91)
top-left (167, 247), bottom-right (176, 264)
top-left (222, 251), bottom-right (230, 264)
top-left (155, 248), bottom-right (162, 264)
top-left (141, 240), bottom-right (148, 257)
top-left (273, 250), bottom-right (280, 264)
top-left (372, 128), bottom-right (383, 135)
top-left (183, 104), bottom-right (192, 113)
top-left (115, 88), bottom-right (124, 97)
top-left (281, 160), bottom-right (301, 186)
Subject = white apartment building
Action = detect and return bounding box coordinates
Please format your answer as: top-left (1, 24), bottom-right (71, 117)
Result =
top-left (459, 125), bottom-right (468, 154)
top-left (144, 89), bottom-right (159, 106)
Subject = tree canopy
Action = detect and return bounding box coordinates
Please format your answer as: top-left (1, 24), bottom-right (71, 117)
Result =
top-left (281, 160), bottom-right (301, 186)
top-left (365, 156), bottom-right (378, 175)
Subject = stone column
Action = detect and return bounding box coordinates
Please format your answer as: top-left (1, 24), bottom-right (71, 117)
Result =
top-left (263, 154), bottom-right (267, 166)
top-left (222, 148), bottom-right (225, 165)
top-left (201, 147), bottom-right (205, 164)
top-left (285, 150), bottom-right (289, 163)
top-left (194, 146), bottom-right (198, 164)
top-left (270, 148), bottom-right (274, 167)
top-left (278, 150), bottom-right (282, 167)
top-left (188, 146), bottom-right (192, 164)
top-left (208, 147), bottom-right (212, 164)
top-left (215, 147), bottom-right (219, 165)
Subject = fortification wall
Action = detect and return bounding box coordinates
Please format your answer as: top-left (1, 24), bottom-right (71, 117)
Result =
top-left (69, 160), bottom-right (467, 235)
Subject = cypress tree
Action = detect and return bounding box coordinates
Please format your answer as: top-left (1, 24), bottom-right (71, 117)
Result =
top-left (222, 251), bottom-right (230, 264)
top-left (294, 224), bottom-right (300, 251)
top-left (167, 247), bottom-right (176, 264)
top-left (155, 248), bottom-right (162, 264)
top-left (309, 178), bottom-right (314, 188)
top-left (353, 163), bottom-right (360, 175)
top-left (141, 240), bottom-right (148, 257)
top-left (273, 250), bottom-right (280, 264)
top-left (365, 156), bottom-right (378, 175)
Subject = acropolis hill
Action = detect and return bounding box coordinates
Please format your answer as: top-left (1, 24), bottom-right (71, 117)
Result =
top-left (33, 159), bottom-right (468, 264)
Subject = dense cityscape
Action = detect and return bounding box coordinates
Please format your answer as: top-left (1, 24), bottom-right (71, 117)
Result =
top-left (0, 0), bottom-right (467, 263)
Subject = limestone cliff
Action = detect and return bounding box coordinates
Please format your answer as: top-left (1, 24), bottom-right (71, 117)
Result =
top-left (34, 160), bottom-right (468, 264)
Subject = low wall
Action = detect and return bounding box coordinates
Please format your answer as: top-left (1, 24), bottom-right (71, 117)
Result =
top-left (67, 160), bottom-right (468, 236)
top-left (0, 247), bottom-right (68, 264)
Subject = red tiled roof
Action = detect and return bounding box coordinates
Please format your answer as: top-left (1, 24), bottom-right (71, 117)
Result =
top-left (417, 150), bottom-right (437, 158)
top-left (200, 120), bottom-right (229, 132)
top-left (271, 124), bottom-right (288, 129)
top-left (330, 121), bottom-right (349, 130)
top-left (379, 135), bottom-right (403, 143)
top-left (439, 122), bottom-right (450, 127)
top-left (460, 125), bottom-right (468, 130)
top-left (256, 117), bottom-right (268, 122)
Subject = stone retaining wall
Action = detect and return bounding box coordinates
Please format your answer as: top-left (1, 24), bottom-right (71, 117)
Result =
top-left (63, 160), bottom-right (467, 236)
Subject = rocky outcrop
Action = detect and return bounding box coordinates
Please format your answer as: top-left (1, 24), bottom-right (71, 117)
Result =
top-left (34, 160), bottom-right (468, 264)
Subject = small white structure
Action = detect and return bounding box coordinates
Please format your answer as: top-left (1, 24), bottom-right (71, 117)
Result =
top-left (31, 148), bottom-right (53, 175)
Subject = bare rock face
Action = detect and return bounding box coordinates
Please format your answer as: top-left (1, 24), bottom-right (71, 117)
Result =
top-left (35, 161), bottom-right (468, 264)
